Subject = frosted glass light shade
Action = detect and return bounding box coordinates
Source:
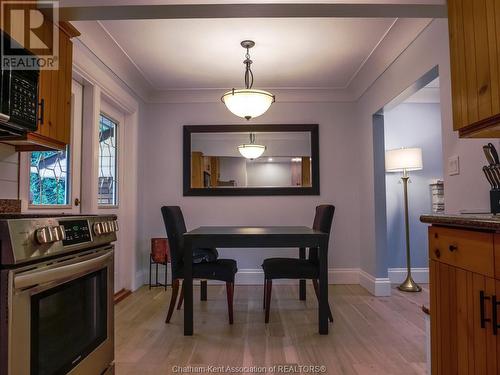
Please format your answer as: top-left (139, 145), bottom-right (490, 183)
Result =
top-left (385, 148), bottom-right (423, 172)
top-left (221, 89), bottom-right (275, 120)
top-left (238, 144), bottom-right (266, 159)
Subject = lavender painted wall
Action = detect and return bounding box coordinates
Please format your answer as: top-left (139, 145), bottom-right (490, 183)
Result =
top-left (384, 103), bottom-right (443, 269)
top-left (138, 101), bottom-right (361, 275)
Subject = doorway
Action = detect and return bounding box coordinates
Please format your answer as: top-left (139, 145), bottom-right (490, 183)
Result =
top-left (372, 66), bottom-right (443, 293)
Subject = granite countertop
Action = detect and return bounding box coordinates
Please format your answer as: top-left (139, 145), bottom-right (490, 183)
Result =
top-left (420, 213), bottom-right (500, 231)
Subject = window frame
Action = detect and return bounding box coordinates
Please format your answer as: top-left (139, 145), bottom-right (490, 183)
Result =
top-left (97, 111), bottom-right (120, 209)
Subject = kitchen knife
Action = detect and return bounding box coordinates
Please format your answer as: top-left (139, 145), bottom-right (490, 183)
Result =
top-left (484, 166), bottom-right (496, 188)
top-left (492, 165), bottom-right (500, 189)
top-left (489, 143), bottom-right (500, 164)
top-left (484, 145), bottom-right (497, 165)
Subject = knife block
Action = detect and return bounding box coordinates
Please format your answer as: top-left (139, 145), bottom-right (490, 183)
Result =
top-left (490, 190), bottom-right (500, 214)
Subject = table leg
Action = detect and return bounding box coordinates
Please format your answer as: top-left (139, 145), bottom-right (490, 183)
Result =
top-left (200, 280), bottom-right (207, 301)
top-left (318, 238), bottom-right (329, 335)
top-left (184, 238), bottom-right (194, 336)
top-left (299, 247), bottom-right (306, 301)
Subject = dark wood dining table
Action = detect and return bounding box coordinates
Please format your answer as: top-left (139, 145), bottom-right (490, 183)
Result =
top-left (182, 226), bottom-right (330, 335)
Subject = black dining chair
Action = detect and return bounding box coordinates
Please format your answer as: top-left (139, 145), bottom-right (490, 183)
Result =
top-left (261, 205), bottom-right (335, 323)
top-left (161, 206), bottom-right (238, 324)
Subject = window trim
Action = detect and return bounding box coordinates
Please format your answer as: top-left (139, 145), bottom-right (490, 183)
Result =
top-left (97, 111), bottom-right (120, 208)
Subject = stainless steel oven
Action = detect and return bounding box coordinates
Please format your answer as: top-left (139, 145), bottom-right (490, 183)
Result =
top-left (9, 247), bottom-right (114, 375)
top-left (0, 214), bottom-right (118, 375)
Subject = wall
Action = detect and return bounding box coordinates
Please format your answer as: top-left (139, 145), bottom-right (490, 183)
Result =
top-left (0, 144), bottom-right (18, 199)
top-left (356, 19), bottom-right (497, 287)
top-left (384, 103), bottom-right (443, 269)
top-left (138, 101), bottom-right (361, 280)
top-left (246, 162), bottom-right (292, 187)
top-left (218, 157), bottom-right (247, 187)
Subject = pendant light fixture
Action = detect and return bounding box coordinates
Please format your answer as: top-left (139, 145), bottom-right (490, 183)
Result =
top-left (222, 40), bottom-right (275, 120)
top-left (238, 133), bottom-right (266, 160)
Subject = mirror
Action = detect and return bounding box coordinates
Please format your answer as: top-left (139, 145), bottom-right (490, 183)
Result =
top-left (183, 124), bottom-right (319, 196)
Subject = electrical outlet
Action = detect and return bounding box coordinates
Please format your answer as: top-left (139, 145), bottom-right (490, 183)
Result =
top-left (448, 155), bottom-right (460, 176)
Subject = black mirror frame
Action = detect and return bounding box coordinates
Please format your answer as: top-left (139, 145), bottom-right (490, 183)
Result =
top-left (183, 124), bottom-right (320, 196)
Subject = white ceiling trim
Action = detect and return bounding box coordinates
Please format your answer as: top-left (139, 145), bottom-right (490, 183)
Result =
top-left (96, 20), bottom-right (157, 90)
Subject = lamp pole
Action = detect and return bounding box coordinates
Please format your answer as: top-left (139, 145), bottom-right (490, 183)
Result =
top-left (398, 169), bottom-right (422, 292)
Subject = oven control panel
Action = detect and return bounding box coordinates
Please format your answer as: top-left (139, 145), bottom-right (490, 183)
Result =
top-left (61, 219), bottom-right (92, 246)
top-left (0, 215), bottom-right (118, 265)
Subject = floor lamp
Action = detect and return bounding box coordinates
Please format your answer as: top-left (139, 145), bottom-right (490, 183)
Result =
top-left (385, 147), bottom-right (423, 292)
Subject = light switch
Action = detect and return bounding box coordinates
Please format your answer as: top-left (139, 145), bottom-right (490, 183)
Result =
top-left (448, 155), bottom-right (460, 176)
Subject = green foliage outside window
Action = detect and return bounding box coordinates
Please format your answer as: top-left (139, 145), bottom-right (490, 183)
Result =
top-left (30, 150), bottom-right (69, 205)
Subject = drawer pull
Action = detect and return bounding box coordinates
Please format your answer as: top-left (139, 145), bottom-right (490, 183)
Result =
top-left (434, 249), bottom-right (441, 258)
top-left (449, 245), bottom-right (458, 252)
top-left (492, 295), bottom-right (500, 335)
top-left (480, 291), bottom-right (491, 328)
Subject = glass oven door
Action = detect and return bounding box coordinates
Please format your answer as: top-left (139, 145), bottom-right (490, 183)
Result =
top-left (9, 247), bottom-right (114, 375)
top-left (31, 268), bottom-right (107, 375)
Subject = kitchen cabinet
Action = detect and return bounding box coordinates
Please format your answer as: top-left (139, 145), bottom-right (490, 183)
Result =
top-left (1, 21), bottom-right (79, 151)
top-left (191, 152), bottom-right (220, 188)
top-left (448, 0), bottom-right (500, 138)
top-left (428, 226), bottom-right (500, 373)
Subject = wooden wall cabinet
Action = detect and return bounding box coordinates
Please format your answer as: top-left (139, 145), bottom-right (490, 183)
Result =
top-left (448, 0), bottom-right (500, 138)
top-left (191, 152), bottom-right (220, 188)
top-left (1, 21), bottom-right (79, 151)
top-left (429, 226), bottom-right (500, 373)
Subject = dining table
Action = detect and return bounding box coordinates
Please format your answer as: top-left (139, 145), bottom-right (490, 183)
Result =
top-left (182, 226), bottom-right (330, 335)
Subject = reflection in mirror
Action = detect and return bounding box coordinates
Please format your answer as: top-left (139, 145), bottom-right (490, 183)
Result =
top-left (190, 132), bottom-right (312, 189)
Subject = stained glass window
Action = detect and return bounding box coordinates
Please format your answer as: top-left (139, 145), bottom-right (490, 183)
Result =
top-left (98, 114), bottom-right (118, 206)
top-left (30, 148), bottom-right (70, 205)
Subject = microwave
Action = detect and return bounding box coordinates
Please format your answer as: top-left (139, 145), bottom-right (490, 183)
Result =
top-left (0, 32), bottom-right (40, 137)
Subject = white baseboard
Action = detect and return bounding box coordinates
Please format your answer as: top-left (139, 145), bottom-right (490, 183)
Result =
top-left (359, 270), bottom-right (391, 297)
top-left (139, 267), bottom-right (397, 297)
top-left (388, 267), bottom-right (429, 284)
top-left (217, 268), bottom-right (361, 285)
top-left (140, 267), bottom-right (360, 286)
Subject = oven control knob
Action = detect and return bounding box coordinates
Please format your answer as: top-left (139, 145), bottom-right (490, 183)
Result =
top-left (55, 225), bottom-right (66, 241)
top-left (112, 220), bottom-right (119, 232)
top-left (93, 222), bottom-right (104, 236)
top-left (35, 227), bottom-right (54, 244)
top-left (103, 221), bottom-right (111, 234)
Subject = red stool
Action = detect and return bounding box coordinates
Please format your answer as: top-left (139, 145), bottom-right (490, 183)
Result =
top-left (149, 238), bottom-right (170, 290)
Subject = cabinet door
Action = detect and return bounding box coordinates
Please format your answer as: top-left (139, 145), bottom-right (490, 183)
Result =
top-left (430, 260), bottom-right (497, 374)
top-left (36, 24), bottom-right (72, 146)
top-left (448, 0), bottom-right (500, 134)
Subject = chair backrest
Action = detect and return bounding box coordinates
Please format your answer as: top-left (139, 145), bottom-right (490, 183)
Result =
top-left (309, 204), bottom-right (335, 262)
top-left (161, 206), bottom-right (187, 276)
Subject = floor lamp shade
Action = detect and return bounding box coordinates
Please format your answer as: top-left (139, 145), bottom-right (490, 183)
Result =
top-left (385, 148), bottom-right (423, 173)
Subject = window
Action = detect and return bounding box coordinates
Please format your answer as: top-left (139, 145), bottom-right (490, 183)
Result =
top-left (30, 148), bottom-right (70, 205)
top-left (98, 114), bottom-right (118, 206)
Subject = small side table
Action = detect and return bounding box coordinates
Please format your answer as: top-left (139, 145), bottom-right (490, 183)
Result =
top-left (149, 238), bottom-right (170, 290)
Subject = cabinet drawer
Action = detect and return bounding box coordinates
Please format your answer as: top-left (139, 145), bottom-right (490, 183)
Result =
top-left (429, 227), bottom-right (494, 277)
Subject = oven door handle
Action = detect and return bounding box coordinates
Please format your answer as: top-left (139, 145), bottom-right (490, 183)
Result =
top-left (14, 250), bottom-right (113, 290)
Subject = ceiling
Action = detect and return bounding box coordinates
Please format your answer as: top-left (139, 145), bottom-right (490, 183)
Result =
top-left (69, 1), bottom-right (443, 102)
top-left (95, 18), bottom-right (396, 90)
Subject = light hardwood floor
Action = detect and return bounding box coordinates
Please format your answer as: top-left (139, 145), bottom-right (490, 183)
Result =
top-left (115, 284), bottom-right (429, 374)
